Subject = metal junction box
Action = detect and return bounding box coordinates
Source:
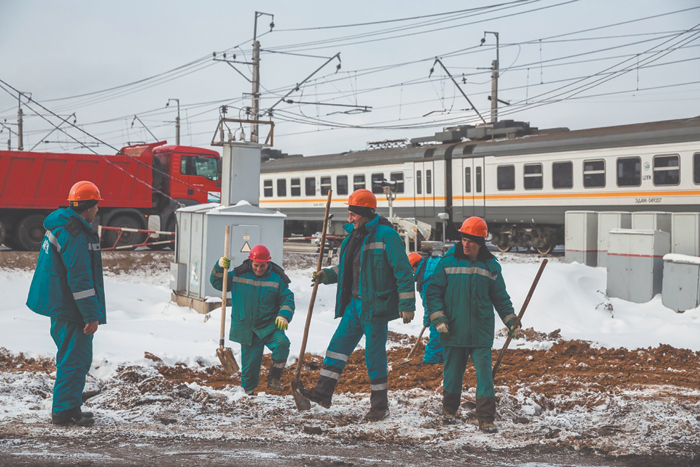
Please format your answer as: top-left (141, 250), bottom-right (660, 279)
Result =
top-left (671, 212), bottom-right (700, 256)
top-left (565, 211), bottom-right (598, 266)
top-left (607, 229), bottom-right (670, 303)
top-left (597, 212), bottom-right (631, 268)
top-left (662, 254), bottom-right (700, 313)
top-left (631, 211), bottom-right (672, 234)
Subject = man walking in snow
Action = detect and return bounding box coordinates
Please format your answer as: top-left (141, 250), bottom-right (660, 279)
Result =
top-left (298, 189), bottom-right (416, 421)
top-left (426, 217), bottom-right (520, 433)
top-left (27, 181), bottom-right (105, 427)
top-left (408, 252), bottom-right (444, 364)
top-left (210, 244), bottom-right (294, 395)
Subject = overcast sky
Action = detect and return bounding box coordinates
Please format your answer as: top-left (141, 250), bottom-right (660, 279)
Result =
top-left (1, 0), bottom-right (698, 156)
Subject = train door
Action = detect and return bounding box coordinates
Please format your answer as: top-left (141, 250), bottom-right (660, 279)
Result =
top-left (452, 157), bottom-right (465, 221)
top-left (462, 156), bottom-right (486, 218)
top-left (413, 161), bottom-right (435, 219)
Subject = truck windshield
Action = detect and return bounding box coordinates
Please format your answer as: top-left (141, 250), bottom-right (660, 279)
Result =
top-left (180, 155), bottom-right (220, 181)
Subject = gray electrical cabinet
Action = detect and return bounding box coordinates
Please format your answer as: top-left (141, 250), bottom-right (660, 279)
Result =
top-left (597, 212), bottom-right (631, 268)
top-left (662, 254), bottom-right (700, 313)
top-left (565, 211), bottom-right (598, 266)
top-left (607, 229), bottom-right (670, 303)
top-left (671, 212), bottom-right (700, 256)
top-left (631, 211), bottom-right (672, 234)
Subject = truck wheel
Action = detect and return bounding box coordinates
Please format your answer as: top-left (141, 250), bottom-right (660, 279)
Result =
top-left (16, 214), bottom-right (47, 251)
top-left (103, 215), bottom-right (146, 249)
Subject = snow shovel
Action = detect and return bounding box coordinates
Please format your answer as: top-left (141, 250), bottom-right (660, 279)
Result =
top-left (492, 258), bottom-right (547, 379)
top-left (216, 225), bottom-right (240, 375)
top-left (291, 189), bottom-right (333, 411)
top-left (400, 326), bottom-right (427, 365)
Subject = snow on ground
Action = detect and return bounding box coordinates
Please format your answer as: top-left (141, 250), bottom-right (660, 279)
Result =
top-left (1, 253), bottom-right (699, 462)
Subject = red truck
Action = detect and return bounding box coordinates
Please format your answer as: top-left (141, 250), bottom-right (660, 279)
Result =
top-left (0, 141), bottom-right (221, 250)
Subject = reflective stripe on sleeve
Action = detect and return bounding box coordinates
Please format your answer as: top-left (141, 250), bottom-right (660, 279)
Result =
top-left (320, 368), bottom-right (341, 380)
top-left (325, 350), bottom-right (349, 362)
top-left (398, 291), bottom-right (415, 300)
top-left (88, 243), bottom-right (101, 251)
top-left (73, 288), bottom-right (96, 300)
top-left (503, 313), bottom-right (517, 324)
top-left (444, 266), bottom-right (497, 280)
top-left (46, 231), bottom-right (62, 252)
top-left (370, 382), bottom-right (388, 391)
top-left (430, 311), bottom-right (445, 321)
top-left (279, 306), bottom-right (293, 313)
top-left (212, 270), bottom-right (223, 278)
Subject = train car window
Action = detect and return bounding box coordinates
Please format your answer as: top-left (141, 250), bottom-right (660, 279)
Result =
top-left (416, 171), bottom-right (422, 195)
top-left (277, 179), bottom-right (287, 197)
top-left (476, 166), bottom-right (482, 193)
top-left (390, 172), bottom-right (404, 193)
top-left (653, 155), bottom-right (680, 186)
top-left (583, 160), bottom-right (605, 188)
top-left (552, 162), bottom-right (573, 189)
top-left (337, 175), bottom-right (348, 195)
top-left (305, 177), bottom-right (316, 196)
top-left (695, 153), bottom-right (700, 184)
top-left (291, 178), bottom-right (301, 197)
top-left (371, 173), bottom-right (384, 194)
top-left (616, 157), bottom-right (641, 187)
top-left (264, 180), bottom-right (273, 198)
top-left (465, 167), bottom-right (471, 193)
top-left (426, 170), bottom-right (432, 194)
top-left (497, 165), bottom-right (515, 191)
top-left (321, 177), bottom-right (332, 195)
top-left (354, 174), bottom-right (365, 190)
top-left (524, 164), bottom-right (543, 190)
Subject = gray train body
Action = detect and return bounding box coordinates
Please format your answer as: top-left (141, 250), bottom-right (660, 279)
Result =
top-left (260, 117), bottom-right (700, 253)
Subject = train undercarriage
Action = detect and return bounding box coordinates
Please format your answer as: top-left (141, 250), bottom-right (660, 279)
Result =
top-left (488, 223), bottom-right (564, 255)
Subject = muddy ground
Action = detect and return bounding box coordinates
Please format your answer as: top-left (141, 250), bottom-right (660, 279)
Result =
top-left (1, 250), bottom-right (699, 466)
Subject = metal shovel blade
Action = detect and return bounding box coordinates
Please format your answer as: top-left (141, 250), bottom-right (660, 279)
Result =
top-left (291, 379), bottom-right (311, 411)
top-left (217, 347), bottom-right (240, 375)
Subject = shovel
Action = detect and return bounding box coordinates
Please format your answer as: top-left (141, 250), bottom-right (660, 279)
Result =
top-left (400, 326), bottom-right (427, 365)
top-left (216, 225), bottom-right (240, 375)
top-left (492, 258), bottom-right (547, 380)
top-left (291, 190), bottom-right (333, 411)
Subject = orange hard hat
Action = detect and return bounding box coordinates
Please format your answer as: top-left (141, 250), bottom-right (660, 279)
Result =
top-left (408, 252), bottom-right (423, 268)
top-left (459, 216), bottom-right (488, 237)
top-left (68, 181), bottom-right (102, 202)
top-left (249, 244), bottom-right (271, 262)
top-left (347, 189), bottom-right (377, 209)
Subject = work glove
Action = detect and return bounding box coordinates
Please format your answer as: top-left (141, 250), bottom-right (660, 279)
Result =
top-left (218, 257), bottom-right (231, 269)
top-left (275, 316), bottom-right (289, 331)
top-left (435, 322), bottom-right (449, 334)
top-left (506, 317), bottom-right (522, 338)
top-left (311, 270), bottom-right (327, 286)
top-left (400, 311), bottom-right (414, 324)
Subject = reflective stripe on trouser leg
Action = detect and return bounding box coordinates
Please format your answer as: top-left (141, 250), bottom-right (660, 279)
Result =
top-left (314, 297), bottom-right (364, 397)
top-left (50, 317), bottom-right (93, 414)
top-left (442, 346), bottom-right (469, 396)
top-left (265, 329), bottom-right (290, 380)
top-left (423, 324), bottom-right (445, 363)
top-left (370, 376), bottom-right (388, 409)
top-left (470, 347), bottom-right (495, 400)
top-left (240, 334), bottom-right (266, 392)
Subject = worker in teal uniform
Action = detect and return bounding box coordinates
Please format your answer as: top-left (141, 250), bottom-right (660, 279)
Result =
top-left (408, 252), bottom-right (444, 363)
top-left (27, 181), bottom-right (106, 427)
top-left (426, 217), bottom-right (520, 433)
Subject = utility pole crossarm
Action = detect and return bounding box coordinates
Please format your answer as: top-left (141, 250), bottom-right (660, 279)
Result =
top-left (432, 57), bottom-right (486, 124)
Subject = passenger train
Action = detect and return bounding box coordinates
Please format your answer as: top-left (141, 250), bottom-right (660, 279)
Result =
top-left (259, 117), bottom-right (700, 254)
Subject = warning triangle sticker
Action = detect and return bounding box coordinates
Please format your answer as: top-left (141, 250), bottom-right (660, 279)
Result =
top-left (240, 241), bottom-right (251, 252)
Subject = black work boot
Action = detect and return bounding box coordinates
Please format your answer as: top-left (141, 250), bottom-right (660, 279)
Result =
top-left (476, 397), bottom-right (497, 433)
top-left (363, 407), bottom-right (390, 422)
top-left (442, 390), bottom-right (460, 424)
top-left (51, 407), bottom-right (95, 427)
top-left (267, 359), bottom-right (285, 391)
top-left (297, 387), bottom-right (332, 409)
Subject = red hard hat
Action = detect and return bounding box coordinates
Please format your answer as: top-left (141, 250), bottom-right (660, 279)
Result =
top-left (249, 244), bottom-right (271, 262)
top-left (347, 189), bottom-right (377, 209)
top-left (408, 252), bottom-right (423, 268)
top-left (67, 181), bottom-right (102, 202)
top-left (459, 216), bottom-right (488, 237)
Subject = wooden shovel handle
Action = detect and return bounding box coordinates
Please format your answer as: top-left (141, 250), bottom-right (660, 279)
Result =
top-left (295, 190), bottom-right (333, 380)
top-left (219, 225), bottom-right (230, 347)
